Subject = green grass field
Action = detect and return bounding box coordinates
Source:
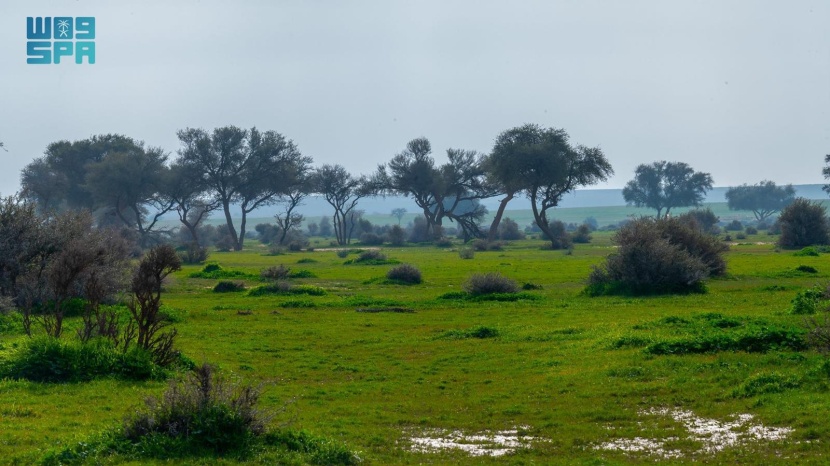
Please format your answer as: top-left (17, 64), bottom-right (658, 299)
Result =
top-left (2, 231), bottom-right (830, 464)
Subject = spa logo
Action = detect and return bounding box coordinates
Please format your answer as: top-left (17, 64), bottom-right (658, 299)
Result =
top-left (27, 16), bottom-right (96, 64)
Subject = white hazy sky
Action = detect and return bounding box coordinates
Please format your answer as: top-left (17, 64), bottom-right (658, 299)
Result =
top-left (1, 0), bottom-right (828, 194)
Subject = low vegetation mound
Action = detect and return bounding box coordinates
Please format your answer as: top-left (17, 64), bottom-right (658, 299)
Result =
top-left (586, 217), bottom-right (728, 296)
top-left (248, 283), bottom-right (326, 297)
top-left (42, 364), bottom-right (360, 464)
top-left (385, 264), bottom-right (422, 284)
top-left (189, 264), bottom-right (253, 279)
top-left (344, 250), bottom-right (399, 265)
top-left (463, 272), bottom-right (519, 295)
top-left (213, 281), bottom-right (246, 293)
top-left (0, 337), bottom-right (165, 382)
top-left (612, 313), bottom-right (807, 355)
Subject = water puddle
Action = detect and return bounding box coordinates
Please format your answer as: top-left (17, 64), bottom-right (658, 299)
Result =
top-left (597, 407), bottom-right (794, 458)
top-left (407, 426), bottom-right (540, 457)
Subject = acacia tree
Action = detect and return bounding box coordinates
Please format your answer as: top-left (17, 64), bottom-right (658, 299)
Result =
top-left (273, 175), bottom-right (311, 245)
top-left (375, 138), bottom-right (493, 240)
top-left (484, 125), bottom-right (613, 248)
top-left (725, 181), bottom-right (795, 222)
top-left (312, 164), bottom-right (373, 245)
top-left (176, 126), bottom-right (311, 251)
top-left (622, 161), bottom-right (713, 218)
top-left (167, 161), bottom-right (219, 249)
top-left (85, 146), bottom-right (176, 247)
top-left (485, 124), bottom-right (549, 241)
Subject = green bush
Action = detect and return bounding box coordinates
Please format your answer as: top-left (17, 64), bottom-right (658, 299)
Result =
top-left (248, 284), bottom-right (326, 297)
top-left (0, 338), bottom-right (160, 382)
top-left (732, 372), bottom-right (801, 398)
top-left (189, 264), bottom-right (252, 279)
top-left (458, 248), bottom-right (475, 259)
top-left (586, 217), bottom-right (727, 296)
top-left (777, 198), bottom-right (830, 249)
top-left (791, 287), bottom-right (825, 314)
top-left (289, 269), bottom-right (317, 278)
top-left (123, 363), bottom-right (267, 454)
top-left (213, 281), bottom-right (246, 293)
top-left (794, 247), bottom-right (820, 257)
top-left (462, 272), bottom-right (519, 295)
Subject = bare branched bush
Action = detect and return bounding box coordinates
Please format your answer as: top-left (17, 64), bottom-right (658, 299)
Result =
top-left (125, 244), bottom-right (182, 366)
top-left (463, 272), bottom-right (519, 295)
top-left (386, 264), bottom-right (422, 284)
top-left (261, 265), bottom-right (290, 281)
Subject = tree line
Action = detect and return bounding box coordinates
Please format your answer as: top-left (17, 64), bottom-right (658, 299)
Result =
top-left (13, 128), bottom-right (822, 252)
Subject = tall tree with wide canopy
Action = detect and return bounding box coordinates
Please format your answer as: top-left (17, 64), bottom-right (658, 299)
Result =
top-left (21, 134), bottom-right (140, 211)
top-left (312, 164), bottom-right (373, 245)
top-left (725, 181), bottom-right (795, 221)
top-left (375, 138), bottom-right (493, 240)
top-left (622, 161), bottom-right (713, 218)
top-left (485, 124), bottom-right (546, 241)
top-left (176, 126), bottom-right (311, 251)
top-left (85, 145), bottom-right (175, 247)
top-left (483, 124), bottom-right (613, 247)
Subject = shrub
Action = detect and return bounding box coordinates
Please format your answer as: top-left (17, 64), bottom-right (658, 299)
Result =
top-left (126, 245), bottom-right (183, 367)
top-left (248, 283), bottom-right (326, 297)
top-left (497, 218), bottom-right (525, 240)
top-left (434, 237), bottom-right (453, 248)
top-left (571, 224), bottom-right (592, 244)
top-left (678, 208), bottom-right (720, 234)
top-left (463, 272), bottom-right (519, 296)
top-left (289, 269), bottom-right (316, 278)
top-left (261, 265), bottom-right (291, 281)
top-left (794, 246), bottom-right (820, 257)
top-left (386, 264), bottom-right (422, 284)
top-left (544, 220), bottom-right (572, 250)
top-left (178, 242), bottom-right (209, 264)
top-left (189, 264), bottom-right (252, 279)
top-left (725, 219), bottom-right (744, 231)
top-left (586, 217), bottom-right (727, 295)
top-left (0, 337), bottom-right (158, 382)
top-left (791, 287), bottom-right (825, 315)
top-left (736, 233), bottom-right (747, 240)
top-left (335, 249), bottom-right (350, 258)
top-left (745, 226), bottom-right (758, 235)
top-left (732, 372), bottom-right (800, 398)
top-left (346, 250), bottom-right (397, 265)
top-left (387, 225), bottom-right (406, 246)
top-left (796, 265), bottom-right (818, 273)
top-left (777, 198), bottom-right (830, 249)
top-left (213, 281), bottom-right (245, 293)
top-left (458, 248), bottom-right (475, 259)
top-left (123, 363), bottom-right (269, 454)
top-left (359, 232), bottom-right (384, 246)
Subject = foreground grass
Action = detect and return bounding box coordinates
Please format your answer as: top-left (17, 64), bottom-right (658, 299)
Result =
top-left (1, 233), bottom-right (829, 463)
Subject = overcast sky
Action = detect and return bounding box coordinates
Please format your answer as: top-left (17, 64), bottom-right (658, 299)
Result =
top-left (1, 0), bottom-right (828, 195)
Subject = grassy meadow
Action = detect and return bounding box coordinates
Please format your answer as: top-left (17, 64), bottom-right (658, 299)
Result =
top-left (2, 230), bottom-right (830, 464)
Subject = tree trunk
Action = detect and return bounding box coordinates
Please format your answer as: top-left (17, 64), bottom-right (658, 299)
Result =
top-left (237, 211), bottom-right (248, 251)
top-left (222, 201), bottom-right (240, 250)
top-left (487, 192), bottom-right (515, 242)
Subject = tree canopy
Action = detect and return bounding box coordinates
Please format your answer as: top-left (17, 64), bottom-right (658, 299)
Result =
top-left (622, 161), bottom-right (713, 218)
top-left (725, 181), bottom-right (795, 221)
top-left (486, 124), bottom-right (613, 248)
top-left (375, 138), bottom-right (493, 241)
top-left (176, 126), bottom-right (311, 251)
